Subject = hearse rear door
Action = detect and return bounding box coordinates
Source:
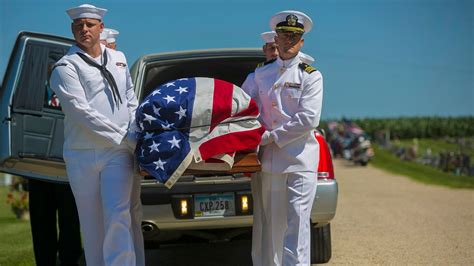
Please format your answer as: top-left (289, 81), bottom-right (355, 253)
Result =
top-left (0, 32), bottom-right (73, 183)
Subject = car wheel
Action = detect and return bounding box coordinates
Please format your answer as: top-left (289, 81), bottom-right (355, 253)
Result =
top-left (310, 223), bottom-right (332, 264)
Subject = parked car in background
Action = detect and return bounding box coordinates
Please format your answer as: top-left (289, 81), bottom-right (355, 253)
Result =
top-left (0, 32), bottom-right (338, 264)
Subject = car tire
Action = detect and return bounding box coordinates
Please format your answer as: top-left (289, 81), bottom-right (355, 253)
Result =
top-left (310, 223), bottom-right (332, 264)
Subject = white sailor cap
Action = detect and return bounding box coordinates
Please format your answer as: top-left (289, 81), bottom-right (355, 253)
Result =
top-left (106, 29), bottom-right (119, 43)
top-left (100, 28), bottom-right (119, 42)
top-left (260, 31), bottom-right (276, 44)
top-left (100, 29), bottom-right (108, 40)
top-left (299, 52), bottom-right (315, 64)
top-left (66, 4), bottom-right (107, 21)
top-left (270, 10), bottom-right (313, 34)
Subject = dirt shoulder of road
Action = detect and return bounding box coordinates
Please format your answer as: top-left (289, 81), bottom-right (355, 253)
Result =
top-left (326, 159), bottom-right (474, 265)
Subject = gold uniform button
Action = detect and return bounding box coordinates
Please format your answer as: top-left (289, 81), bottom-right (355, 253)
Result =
top-left (272, 102), bottom-right (277, 107)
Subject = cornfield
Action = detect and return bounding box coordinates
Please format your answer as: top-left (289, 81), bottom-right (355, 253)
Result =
top-left (321, 116), bottom-right (474, 139)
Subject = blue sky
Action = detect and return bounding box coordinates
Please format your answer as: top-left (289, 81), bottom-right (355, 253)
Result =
top-left (1, 0), bottom-right (472, 119)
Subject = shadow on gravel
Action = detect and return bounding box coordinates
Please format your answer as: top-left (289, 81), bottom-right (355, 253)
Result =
top-left (144, 228), bottom-right (253, 265)
top-left (145, 239), bottom-right (252, 266)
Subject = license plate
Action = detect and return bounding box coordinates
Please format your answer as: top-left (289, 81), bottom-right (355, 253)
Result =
top-left (194, 193), bottom-right (235, 217)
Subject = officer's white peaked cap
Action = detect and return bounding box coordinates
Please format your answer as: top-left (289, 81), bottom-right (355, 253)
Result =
top-left (260, 31), bottom-right (276, 44)
top-left (67, 4), bottom-right (107, 21)
top-left (270, 10), bottom-right (313, 34)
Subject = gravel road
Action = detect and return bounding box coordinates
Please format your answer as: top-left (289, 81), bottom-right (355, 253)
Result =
top-left (327, 159), bottom-right (474, 265)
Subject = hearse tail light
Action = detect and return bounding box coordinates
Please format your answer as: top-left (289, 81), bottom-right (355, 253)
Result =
top-left (315, 131), bottom-right (335, 180)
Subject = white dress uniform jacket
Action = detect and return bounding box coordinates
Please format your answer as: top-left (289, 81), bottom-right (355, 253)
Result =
top-left (50, 44), bottom-right (138, 150)
top-left (250, 52), bottom-right (323, 173)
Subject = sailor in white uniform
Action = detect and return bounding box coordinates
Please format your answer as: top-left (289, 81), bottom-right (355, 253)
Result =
top-left (100, 28), bottom-right (120, 50)
top-left (100, 24), bottom-right (145, 266)
top-left (99, 25), bottom-right (145, 266)
top-left (241, 30), bottom-right (279, 265)
top-left (50, 4), bottom-right (144, 266)
top-left (244, 10), bottom-right (323, 266)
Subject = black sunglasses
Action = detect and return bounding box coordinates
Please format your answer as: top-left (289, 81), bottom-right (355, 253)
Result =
top-left (276, 31), bottom-right (303, 41)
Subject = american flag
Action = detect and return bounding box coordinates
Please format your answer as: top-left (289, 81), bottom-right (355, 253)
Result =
top-left (136, 77), bottom-right (264, 188)
top-left (49, 93), bottom-right (60, 107)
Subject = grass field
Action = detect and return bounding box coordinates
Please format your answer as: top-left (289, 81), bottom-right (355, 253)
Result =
top-left (0, 182), bottom-right (35, 265)
top-left (396, 137), bottom-right (474, 158)
top-left (371, 145), bottom-right (474, 189)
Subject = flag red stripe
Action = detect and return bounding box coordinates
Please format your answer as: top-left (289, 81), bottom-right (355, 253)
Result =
top-left (234, 98), bottom-right (259, 117)
top-left (210, 79), bottom-right (233, 131)
top-left (199, 127), bottom-right (265, 160)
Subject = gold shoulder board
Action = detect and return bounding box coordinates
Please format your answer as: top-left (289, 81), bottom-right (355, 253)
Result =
top-left (299, 62), bottom-right (316, 74)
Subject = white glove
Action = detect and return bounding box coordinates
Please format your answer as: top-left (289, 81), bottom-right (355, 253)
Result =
top-left (260, 131), bottom-right (274, 146)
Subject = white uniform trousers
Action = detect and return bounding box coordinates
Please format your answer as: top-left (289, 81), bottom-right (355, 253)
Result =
top-left (130, 171), bottom-right (145, 266)
top-left (64, 144), bottom-right (143, 266)
top-left (254, 171), bottom-right (317, 266)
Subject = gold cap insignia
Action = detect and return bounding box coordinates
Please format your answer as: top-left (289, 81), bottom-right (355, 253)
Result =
top-left (286, 14), bottom-right (298, 26)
